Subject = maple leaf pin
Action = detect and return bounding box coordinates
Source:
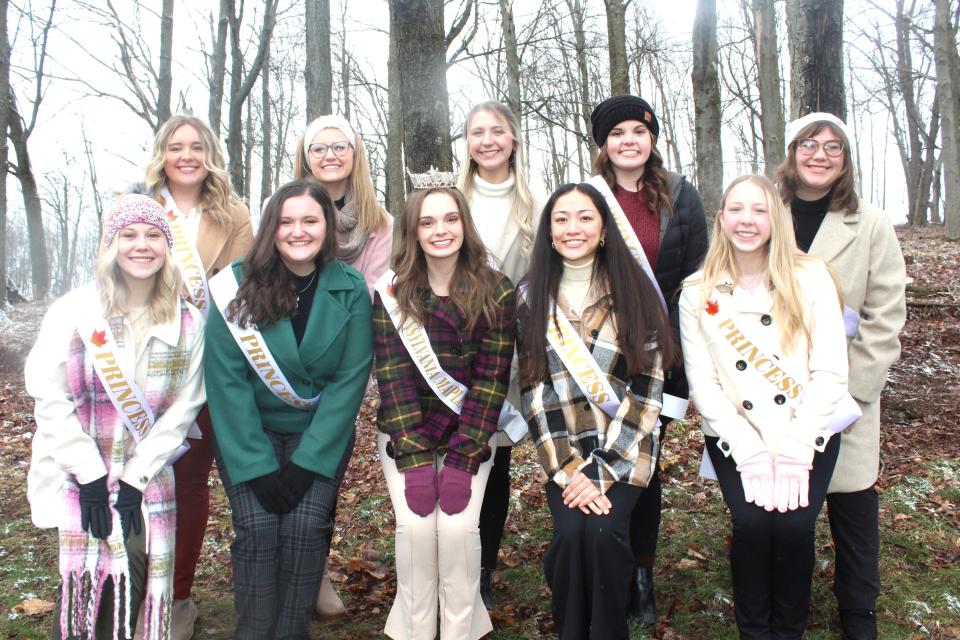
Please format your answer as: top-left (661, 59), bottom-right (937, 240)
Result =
top-left (705, 299), bottom-right (719, 315)
top-left (165, 210), bottom-right (177, 221)
top-left (90, 329), bottom-right (108, 347)
top-left (386, 283), bottom-right (395, 297)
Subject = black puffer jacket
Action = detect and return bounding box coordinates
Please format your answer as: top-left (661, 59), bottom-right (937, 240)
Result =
top-left (651, 171), bottom-right (708, 400)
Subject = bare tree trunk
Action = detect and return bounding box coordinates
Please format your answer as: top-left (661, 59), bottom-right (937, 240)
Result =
top-left (935, 0), bottom-right (960, 239)
top-left (8, 108), bottom-right (48, 299)
top-left (498, 0), bottom-right (522, 116)
top-left (692, 0), bottom-right (723, 225)
top-left (565, 0), bottom-right (596, 163)
top-left (305, 0), bottom-right (332, 119)
top-left (208, 0), bottom-right (229, 137)
top-left (604, 0), bottom-right (629, 95)
top-left (0, 0), bottom-right (8, 304)
top-left (786, 0), bottom-right (845, 119)
top-left (261, 45), bottom-right (272, 202)
top-left (81, 125), bottom-right (105, 238)
top-left (227, 0), bottom-right (277, 199)
top-left (752, 0), bottom-right (784, 175)
top-left (390, 0), bottom-right (452, 173)
top-left (341, 42), bottom-right (351, 120)
top-left (386, 17), bottom-right (404, 217)
top-left (157, 0), bottom-right (174, 126)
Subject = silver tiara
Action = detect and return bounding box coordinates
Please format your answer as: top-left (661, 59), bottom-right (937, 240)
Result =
top-left (407, 166), bottom-right (457, 190)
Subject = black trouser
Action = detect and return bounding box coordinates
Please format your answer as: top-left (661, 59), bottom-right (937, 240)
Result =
top-left (707, 435), bottom-right (840, 640)
top-left (827, 487), bottom-right (881, 612)
top-left (479, 445), bottom-right (512, 570)
top-left (629, 457), bottom-right (661, 566)
top-left (544, 481), bottom-right (642, 640)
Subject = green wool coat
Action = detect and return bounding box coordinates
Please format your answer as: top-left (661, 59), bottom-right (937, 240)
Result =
top-left (205, 259), bottom-right (373, 485)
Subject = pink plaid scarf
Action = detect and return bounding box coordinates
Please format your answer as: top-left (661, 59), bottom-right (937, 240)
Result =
top-left (59, 305), bottom-right (196, 640)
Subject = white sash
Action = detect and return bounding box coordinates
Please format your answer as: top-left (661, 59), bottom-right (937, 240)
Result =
top-left (209, 268), bottom-right (322, 411)
top-left (75, 286), bottom-right (190, 464)
top-left (699, 309), bottom-right (861, 482)
top-left (374, 270), bottom-right (468, 414)
top-left (161, 187), bottom-right (211, 318)
top-left (545, 303), bottom-right (624, 418)
top-left (585, 175), bottom-right (666, 312)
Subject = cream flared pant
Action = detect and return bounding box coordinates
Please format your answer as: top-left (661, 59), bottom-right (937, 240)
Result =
top-left (379, 431), bottom-right (496, 640)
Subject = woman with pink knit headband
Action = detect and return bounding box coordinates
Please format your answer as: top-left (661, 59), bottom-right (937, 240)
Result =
top-left (25, 194), bottom-right (206, 640)
top-left (291, 115), bottom-right (394, 617)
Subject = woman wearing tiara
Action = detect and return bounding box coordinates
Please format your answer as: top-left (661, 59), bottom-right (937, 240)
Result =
top-left (373, 174), bottom-right (515, 639)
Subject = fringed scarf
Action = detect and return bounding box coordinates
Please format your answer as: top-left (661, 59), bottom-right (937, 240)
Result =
top-left (335, 192), bottom-right (370, 265)
top-left (59, 305), bottom-right (196, 640)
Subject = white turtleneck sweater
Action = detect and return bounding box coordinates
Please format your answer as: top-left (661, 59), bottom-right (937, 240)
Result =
top-left (559, 257), bottom-right (595, 316)
top-left (470, 173), bottom-right (520, 261)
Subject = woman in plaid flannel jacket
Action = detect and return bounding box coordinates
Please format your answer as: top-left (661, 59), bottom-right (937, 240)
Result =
top-left (517, 182), bottom-right (677, 640)
top-left (373, 186), bottom-right (516, 640)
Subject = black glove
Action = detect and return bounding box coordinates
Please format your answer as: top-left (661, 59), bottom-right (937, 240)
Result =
top-left (78, 475), bottom-right (112, 539)
top-left (279, 462), bottom-right (316, 510)
top-left (114, 480), bottom-right (144, 540)
top-left (247, 470), bottom-right (295, 514)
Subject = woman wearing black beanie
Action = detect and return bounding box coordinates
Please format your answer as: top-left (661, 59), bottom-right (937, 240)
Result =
top-left (590, 94), bottom-right (708, 626)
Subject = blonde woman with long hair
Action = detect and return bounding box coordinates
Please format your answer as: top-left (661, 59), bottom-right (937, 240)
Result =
top-left (679, 175), bottom-right (851, 638)
top-left (26, 195), bottom-right (205, 640)
top-left (142, 114), bottom-right (253, 638)
top-left (454, 101), bottom-right (545, 609)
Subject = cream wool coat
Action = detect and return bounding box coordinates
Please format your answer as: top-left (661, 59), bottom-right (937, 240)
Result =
top-left (798, 199), bottom-right (907, 493)
top-left (679, 261), bottom-right (849, 466)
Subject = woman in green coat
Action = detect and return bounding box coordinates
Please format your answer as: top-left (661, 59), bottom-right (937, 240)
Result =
top-left (204, 179), bottom-right (373, 639)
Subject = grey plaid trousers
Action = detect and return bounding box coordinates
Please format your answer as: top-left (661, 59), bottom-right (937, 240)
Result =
top-left (215, 429), bottom-right (337, 640)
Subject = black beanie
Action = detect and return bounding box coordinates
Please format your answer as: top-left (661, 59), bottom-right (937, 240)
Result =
top-left (590, 95), bottom-right (660, 146)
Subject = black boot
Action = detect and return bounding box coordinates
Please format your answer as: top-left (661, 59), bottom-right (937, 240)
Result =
top-left (627, 566), bottom-right (656, 626)
top-left (480, 568), bottom-right (493, 611)
top-left (840, 609), bottom-right (877, 640)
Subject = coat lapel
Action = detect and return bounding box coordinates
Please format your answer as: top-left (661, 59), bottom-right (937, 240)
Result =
top-left (807, 210), bottom-right (859, 263)
top-left (196, 214), bottom-right (229, 275)
top-left (260, 317), bottom-right (311, 381)
top-left (299, 262), bottom-right (353, 366)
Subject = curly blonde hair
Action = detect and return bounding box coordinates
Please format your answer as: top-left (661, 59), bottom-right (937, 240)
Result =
top-left (144, 114), bottom-right (244, 227)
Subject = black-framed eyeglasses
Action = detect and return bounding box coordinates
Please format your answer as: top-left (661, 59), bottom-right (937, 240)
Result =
top-left (795, 138), bottom-right (844, 157)
top-left (307, 141), bottom-right (353, 158)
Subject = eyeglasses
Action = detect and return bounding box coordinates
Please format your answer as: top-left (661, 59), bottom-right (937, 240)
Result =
top-left (307, 141), bottom-right (353, 158)
top-left (795, 138), bottom-right (844, 157)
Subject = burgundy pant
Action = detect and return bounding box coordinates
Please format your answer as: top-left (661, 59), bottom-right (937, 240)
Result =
top-left (173, 405), bottom-right (214, 599)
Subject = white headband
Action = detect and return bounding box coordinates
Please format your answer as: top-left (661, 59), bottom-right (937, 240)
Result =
top-left (784, 112), bottom-right (855, 153)
top-left (302, 115), bottom-right (356, 162)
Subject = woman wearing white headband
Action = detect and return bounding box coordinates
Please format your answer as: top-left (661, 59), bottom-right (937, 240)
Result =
top-left (774, 113), bottom-right (906, 640)
top-left (291, 115), bottom-right (394, 617)
top-left (26, 194), bottom-right (206, 640)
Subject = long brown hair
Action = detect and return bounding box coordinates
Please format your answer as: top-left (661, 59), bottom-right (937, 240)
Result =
top-left (519, 183), bottom-right (676, 384)
top-left (145, 114), bottom-right (244, 227)
top-left (774, 121), bottom-right (859, 214)
top-left (391, 187), bottom-right (500, 331)
top-left (593, 140), bottom-right (674, 217)
top-left (227, 180), bottom-right (338, 329)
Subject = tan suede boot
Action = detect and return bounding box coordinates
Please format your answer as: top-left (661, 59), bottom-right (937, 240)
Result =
top-left (170, 598), bottom-right (198, 640)
top-left (315, 573), bottom-right (346, 619)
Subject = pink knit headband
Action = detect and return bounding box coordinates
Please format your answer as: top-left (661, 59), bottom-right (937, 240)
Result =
top-left (102, 194), bottom-right (174, 249)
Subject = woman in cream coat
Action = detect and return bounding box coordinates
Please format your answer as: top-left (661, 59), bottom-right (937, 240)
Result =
top-left (775, 112), bottom-right (906, 640)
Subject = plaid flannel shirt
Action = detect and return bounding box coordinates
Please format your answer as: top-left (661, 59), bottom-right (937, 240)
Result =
top-left (374, 274), bottom-right (516, 474)
top-left (517, 288), bottom-right (664, 493)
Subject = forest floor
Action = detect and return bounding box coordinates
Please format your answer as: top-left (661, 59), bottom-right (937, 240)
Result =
top-left (0, 226), bottom-right (958, 639)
